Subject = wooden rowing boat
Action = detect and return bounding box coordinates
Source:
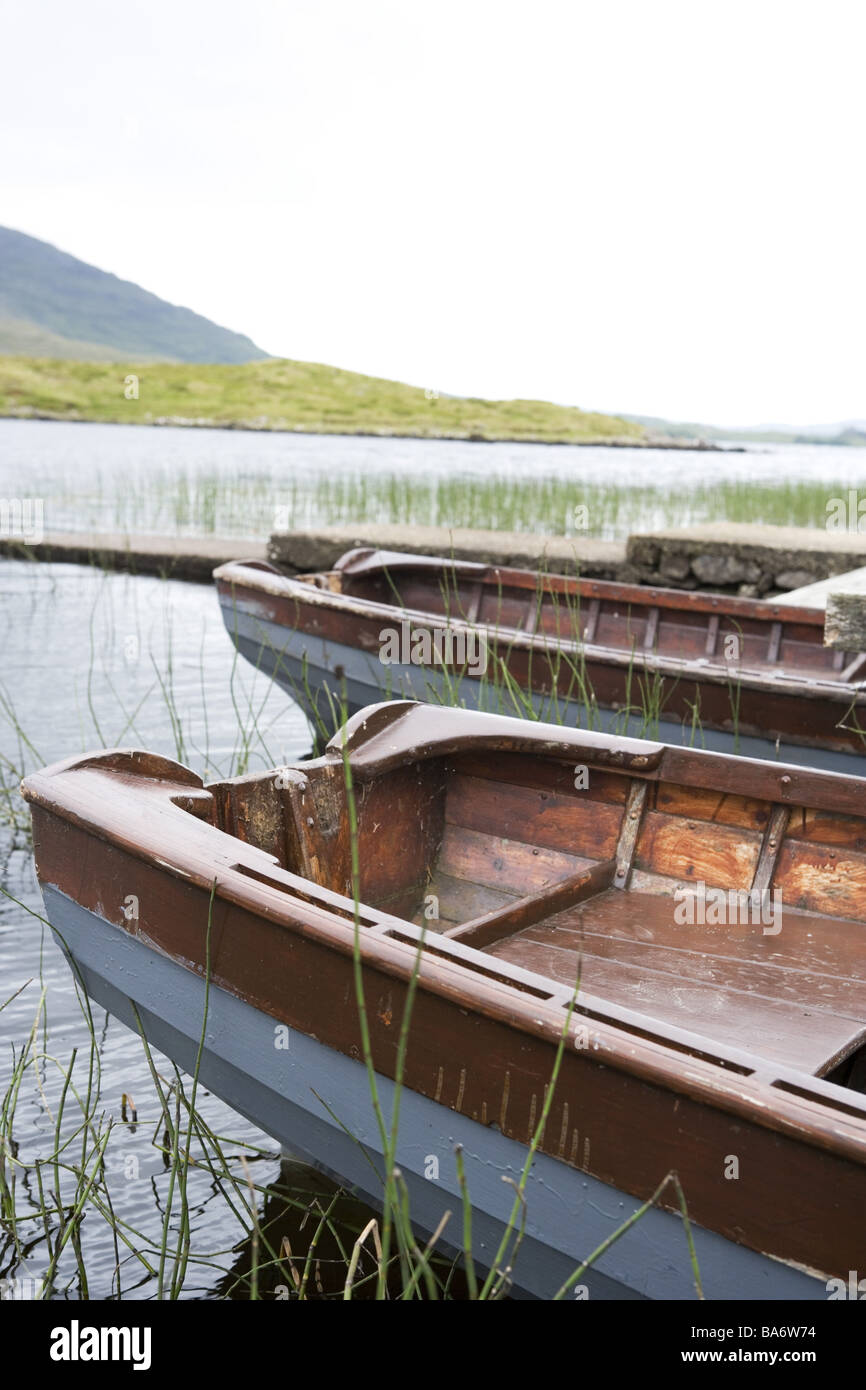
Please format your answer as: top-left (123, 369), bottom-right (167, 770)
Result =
top-left (214, 548), bottom-right (866, 774)
top-left (22, 701), bottom-right (866, 1299)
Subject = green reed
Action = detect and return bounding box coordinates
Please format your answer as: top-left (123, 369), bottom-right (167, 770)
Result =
top-left (42, 460), bottom-right (865, 541)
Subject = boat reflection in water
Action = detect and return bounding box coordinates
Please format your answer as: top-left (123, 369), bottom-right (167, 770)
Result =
top-left (216, 1154), bottom-right (469, 1300)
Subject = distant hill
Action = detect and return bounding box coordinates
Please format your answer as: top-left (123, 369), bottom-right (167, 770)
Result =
top-left (0, 356), bottom-right (649, 445)
top-left (624, 412), bottom-right (866, 448)
top-left (0, 226), bottom-right (269, 364)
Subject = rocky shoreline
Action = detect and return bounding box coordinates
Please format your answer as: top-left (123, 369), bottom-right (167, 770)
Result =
top-left (0, 407), bottom-right (742, 450)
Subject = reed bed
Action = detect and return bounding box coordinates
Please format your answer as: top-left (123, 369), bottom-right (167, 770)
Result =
top-left (39, 466), bottom-right (863, 541)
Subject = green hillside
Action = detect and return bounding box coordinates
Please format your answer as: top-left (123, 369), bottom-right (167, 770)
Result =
top-left (0, 355), bottom-right (646, 444)
top-left (0, 226), bottom-right (269, 364)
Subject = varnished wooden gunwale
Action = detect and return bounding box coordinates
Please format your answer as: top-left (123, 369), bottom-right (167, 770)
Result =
top-left (214, 552), bottom-right (866, 758)
top-left (333, 547), bottom-right (828, 626)
top-left (21, 702), bottom-right (866, 1278)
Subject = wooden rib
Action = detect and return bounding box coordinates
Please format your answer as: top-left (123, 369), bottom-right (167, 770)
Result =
top-left (705, 614), bottom-right (720, 657)
top-left (582, 598), bottom-right (600, 643)
top-left (444, 858), bottom-right (616, 950)
top-left (523, 595), bottom-right (541, 634)
top-left (643, 606), bottom-right (660, 651)
top-left (613, 780), bottom-right (648, 890)
top-left (840, 652), bottom-right (866, 684)
top-left (832, 649), bottom-right (846, 671)
top-left (750, 804), bottom-right (790, 897)
top-left (766, 621), bottom-right (783, 663)
top-left (464, 582), bottom-right (484, 624)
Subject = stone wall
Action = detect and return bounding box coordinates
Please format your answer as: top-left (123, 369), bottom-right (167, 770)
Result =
top-left (268, 523), bottom-right (626, 579)
top-left (625, 523), bottom-right (866, 596)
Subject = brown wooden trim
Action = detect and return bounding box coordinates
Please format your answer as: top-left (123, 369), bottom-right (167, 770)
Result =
top-left (654, 743), bottom-right (866, 819)
top-left (282, 551), bottom-right (826, 627)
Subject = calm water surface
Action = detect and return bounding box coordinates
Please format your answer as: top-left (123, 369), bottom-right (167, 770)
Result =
top-left (1, 417), bottom-right (864, 539)
top-left (0, 558), bottom-right (390, 1299)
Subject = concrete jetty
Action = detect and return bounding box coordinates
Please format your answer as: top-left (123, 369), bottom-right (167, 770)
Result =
top-left (0, 531), bottom-right (267, 583)
top-left (2, 521), bottom-right (864, 598)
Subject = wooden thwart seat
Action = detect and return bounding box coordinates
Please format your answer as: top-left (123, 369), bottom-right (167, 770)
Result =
top-left (444, 858), bottom-right (616, 950)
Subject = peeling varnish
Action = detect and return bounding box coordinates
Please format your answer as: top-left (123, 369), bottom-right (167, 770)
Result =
top-left (455, 1067), bottom-right (466, 1112)
top-left (558, 1104), bottom-right (569, 1157)
top-left (499, 1070), bottom-right (510, 1130)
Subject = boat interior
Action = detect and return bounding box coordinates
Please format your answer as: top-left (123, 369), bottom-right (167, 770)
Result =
top-left (305, 548), bottom-right (864, 683)
top-left (207, 712), bottom-right (866, 1092)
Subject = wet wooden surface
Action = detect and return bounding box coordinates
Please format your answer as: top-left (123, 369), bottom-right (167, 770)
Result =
top-left (488, 889), bottom-right (866, 1075)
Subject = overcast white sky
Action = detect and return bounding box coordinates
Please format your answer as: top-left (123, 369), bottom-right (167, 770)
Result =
top-left (3, 1), bottom-right (864, 426)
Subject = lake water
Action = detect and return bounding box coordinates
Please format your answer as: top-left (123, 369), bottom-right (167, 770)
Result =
top-left (0, 558), bottom-right (381, 1299)
top-left (1, 417), bottom-right (865, 1299)
top-left (1, 417), bottom-right (864, 540)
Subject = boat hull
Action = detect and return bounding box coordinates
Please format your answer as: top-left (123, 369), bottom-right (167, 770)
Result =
top-left (225, 604), bottom-right (866, 776)
top-left (40, 884), bottom-right (830, 1301)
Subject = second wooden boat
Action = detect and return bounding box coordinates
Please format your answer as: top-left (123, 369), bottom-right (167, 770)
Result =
top-left (22, 701), bottom-right (866, 1299)
top-left (214, 548), bottom-right (866, 774)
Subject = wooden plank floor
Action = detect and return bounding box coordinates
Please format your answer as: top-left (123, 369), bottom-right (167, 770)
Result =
top-left (487, 890), bottom-right (866, 1076)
